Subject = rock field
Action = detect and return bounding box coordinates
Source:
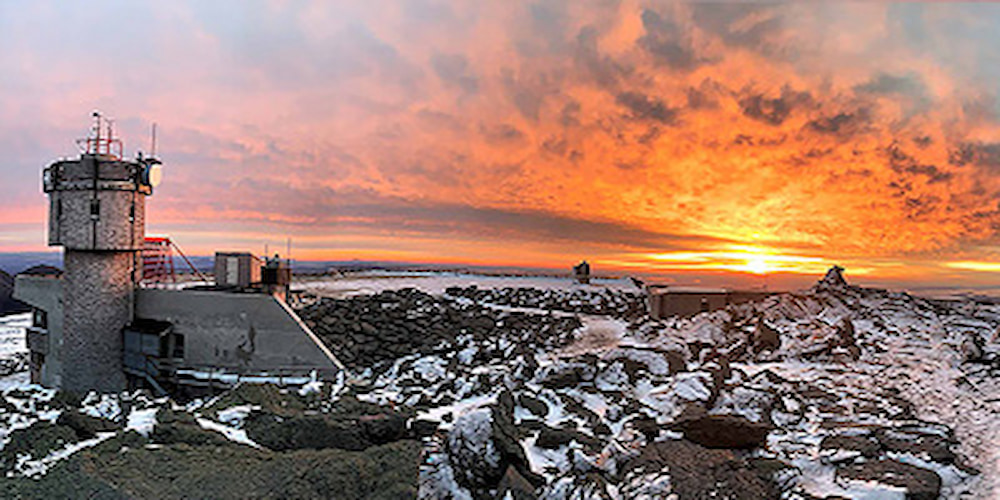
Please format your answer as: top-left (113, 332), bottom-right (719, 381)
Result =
top-left (0, 271), bottom-right (997, 499)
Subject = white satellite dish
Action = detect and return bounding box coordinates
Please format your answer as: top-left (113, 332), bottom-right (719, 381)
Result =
top-left (147, 164), bottom-right (163, 187)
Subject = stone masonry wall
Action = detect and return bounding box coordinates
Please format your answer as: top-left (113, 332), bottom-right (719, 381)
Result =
top-left (61, 250), bottom-right (135, 393)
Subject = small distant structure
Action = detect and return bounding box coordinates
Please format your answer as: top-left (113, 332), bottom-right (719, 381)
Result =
top-left (646, 285), bottom-right (773, 320)
top-left (573, 260), bottom-right (591, 284)
top-left (262, 254), bottom-right (292, 302)
top-left (817, 265), bottom-right (848, 289)
top-left (214, 252), bottom-right (262, 289)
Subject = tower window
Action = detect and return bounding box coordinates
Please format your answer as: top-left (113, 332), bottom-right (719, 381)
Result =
top-left (172, 334), bottom-right (185, 359)
top-left (32, 308), bottom-right (47, 329)
top-left (129, 204), bottom-right (135, 222)
top-left (90, 199), bottom-right (100, 219)
top-left (56, 199), bottom-right (62, 219)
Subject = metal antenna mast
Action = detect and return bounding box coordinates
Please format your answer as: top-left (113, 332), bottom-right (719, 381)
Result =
top-left (150, 123), bottom-right (158, 157)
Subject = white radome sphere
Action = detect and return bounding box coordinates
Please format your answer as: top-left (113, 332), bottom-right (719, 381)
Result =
top-left (148, 164), bottom-right (163, 187)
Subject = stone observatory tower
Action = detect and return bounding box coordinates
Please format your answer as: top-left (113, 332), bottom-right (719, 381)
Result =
top-left (43, 112), bottom-right (163, 393)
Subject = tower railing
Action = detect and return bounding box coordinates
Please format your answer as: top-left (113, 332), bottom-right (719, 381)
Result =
top-left (142, 236), bottom-right (176, 284)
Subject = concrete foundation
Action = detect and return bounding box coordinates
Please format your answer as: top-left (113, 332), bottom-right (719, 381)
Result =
top-left (13, 275), bottom-right (64, 387)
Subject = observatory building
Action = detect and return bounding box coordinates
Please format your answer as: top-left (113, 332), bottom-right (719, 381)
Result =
top-left (14, 115), bottom-right (342, 396)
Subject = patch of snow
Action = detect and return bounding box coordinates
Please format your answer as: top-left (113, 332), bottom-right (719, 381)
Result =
top-left (215, 405), bottom-right (255, 427)
top-left (126, 408), bottom-right (157, 437)
top-left (196, 418), bottom-right (260, 448)
top-left (416, 393), bottom-right (497, 428)
top-left (12, 432), bottom-right (115, 478)
top-left (79, 393), bottom-right (122, 421)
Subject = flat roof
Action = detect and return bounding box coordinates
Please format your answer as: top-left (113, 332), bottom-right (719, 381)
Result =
top-left (648, 286), bottom-right (730, 294)
top-left (648, 286), bottom-right (773, 295)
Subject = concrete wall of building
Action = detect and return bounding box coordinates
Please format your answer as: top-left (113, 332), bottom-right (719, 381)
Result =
top-left (135, 289), bottom-right (341, 373)
top-left (13, 275), bottom-right (64, 387)
top-left (648, 290), bottom-right (774, 319)
top-left (727, 291), bottom-right (772, 307)
top-left (650, 292), bottom-right (729, 319)
top-left (61, 251), bottom-right (134, 393)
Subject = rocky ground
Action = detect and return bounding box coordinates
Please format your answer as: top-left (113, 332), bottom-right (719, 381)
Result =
top-left (0, 384), bottom-right (422, 499)
top-left (0, 270), bottom-right (997, 499)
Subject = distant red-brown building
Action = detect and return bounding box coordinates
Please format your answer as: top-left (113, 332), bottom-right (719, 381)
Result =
top-left (646, 285), bottom-right (772, 319)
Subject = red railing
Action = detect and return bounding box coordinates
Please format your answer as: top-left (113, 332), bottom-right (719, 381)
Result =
top-left (142, 236), bottom-right (176, 283)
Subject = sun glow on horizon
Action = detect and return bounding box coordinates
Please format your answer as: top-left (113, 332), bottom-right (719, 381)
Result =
top-left (944, 261), bottom-right (1000, 273)
top-left (636, 244), bottom-right (828, 275)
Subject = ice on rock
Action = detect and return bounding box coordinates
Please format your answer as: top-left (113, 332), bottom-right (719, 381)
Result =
top-left (446, 408), bottom-right (501, 487)
top-left (672, 372), bottom-right (713, 402)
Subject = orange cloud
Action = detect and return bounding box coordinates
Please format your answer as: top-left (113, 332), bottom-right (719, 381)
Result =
top-left (3, 2), bottom-right (1000, 288)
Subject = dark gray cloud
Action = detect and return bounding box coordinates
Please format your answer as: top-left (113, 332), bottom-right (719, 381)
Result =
top-left (690, 3), bottom-right (783, 50)
top-left (616, 91), bottom-right (679, 125)
top-left (949, 142), bottom-right (1000, 169)
top-left (501, 69), bottom-right (547, 121)
top-left (887, 144), bottom-right (954, 184)
top-left (805, 109), bottom-right (871, 137)
top-left (214, 180), bottom-right (727, 251)
top-left (575, 25), bottom-right (629, 88)
top-left (638, 8), bottom-right (705, 70)
top-left (431, 52), bottom-right (479, 93)
top-left (739, 88), bottom-right (812, 126)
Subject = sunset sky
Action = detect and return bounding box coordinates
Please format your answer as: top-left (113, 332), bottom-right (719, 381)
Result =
top-left (3, 1), bottom-right (1000, 290)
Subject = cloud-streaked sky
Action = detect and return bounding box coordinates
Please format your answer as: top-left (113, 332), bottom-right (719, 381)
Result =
top-left (4, 1), bottom-right (1000, 289)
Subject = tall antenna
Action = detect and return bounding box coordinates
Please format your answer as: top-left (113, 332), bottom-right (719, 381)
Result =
top-left (150, 123), bottom-right (158, 157)
top-left (93, 112), bottom-right (101, 152)
top-left (286, 237), bottom-right (292, 266)
top-left (105, 118), bottom-right (114, 155)
top-left (77, 111), bottom-right (122, 158)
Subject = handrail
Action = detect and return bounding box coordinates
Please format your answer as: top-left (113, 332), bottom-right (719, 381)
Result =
top-left (169, 240), bottom-right (210, 283)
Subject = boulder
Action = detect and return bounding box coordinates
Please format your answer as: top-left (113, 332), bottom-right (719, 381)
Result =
top-left (625, 439), bottom-right (778, 499)
top-left (670, 407), bottom-right (772, 449)
top-left (837, 459), bottom-right (941, 500)
top-left (518, 395), bottom-right (549, 418)
top-left (57, 411), bottom-right (119, 439)
top-left (409, 419), bottom-right (439, 438)
top-left (820, 434), bottom-right (880, 458)
top-left (0, 422), bottom-right (79, 471)
top-left (539, 362), bottom-right (594, 389)
top-left (874, 428), bottom-right (956, 464)
top-left (630, 416), bottom-right (661, 441)
top-left (152, 408), bottom-right (231, 447)
top-left (497, 465), bottom-right (538, 500)
top-left (534, 426), bottom-right (600, 451)
top-left (836, 319), bottom-right (856, 347)
top-left (446, 392), bottom-right (541, 495)
top-left (359, 412), bottom-right (407, 445)
top-left (247, 414), bottom-right (367, 451)
top-left (664, 348), bottom-right (687, 375)
top-left (961, 331), bottom-right (986, 363)
top-left (752, 318), bottom-right (781, 354)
